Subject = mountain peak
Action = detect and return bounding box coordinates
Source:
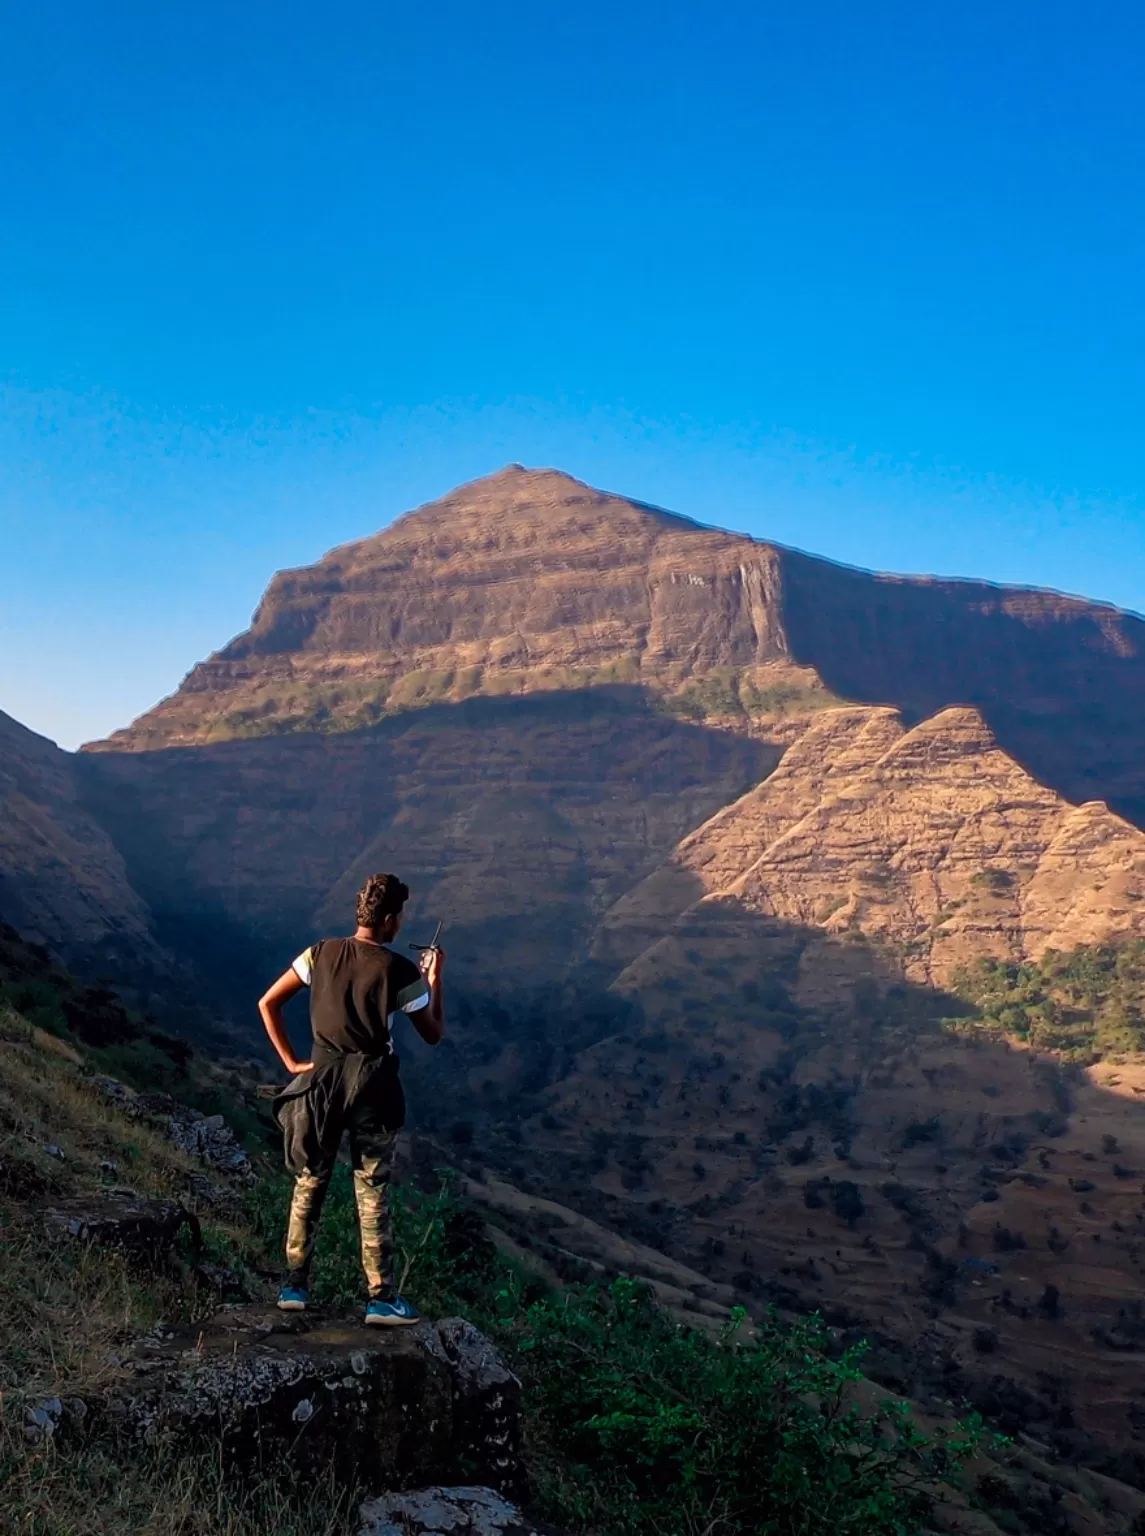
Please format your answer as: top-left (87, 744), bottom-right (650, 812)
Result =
top-left (380, 463), bottom-right (711, 541)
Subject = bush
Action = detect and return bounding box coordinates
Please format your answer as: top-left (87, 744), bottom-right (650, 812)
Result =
top-left (506, 1280), bottom-right (980, 1535)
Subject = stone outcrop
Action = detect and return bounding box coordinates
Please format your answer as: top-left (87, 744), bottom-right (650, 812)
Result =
top-left (91, 1076), bottom-right (254, 1182)
top-left (60, 1306), bottom-right (523, 1496)
top-left (43, 1193), bottom-right (199, 1257)
top-left (434, 1319), bottom-right (521, 1495)
top-left (358, 1486), bottom-right (562, 1536)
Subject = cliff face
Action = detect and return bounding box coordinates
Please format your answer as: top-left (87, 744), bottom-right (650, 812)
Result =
top-left (87, 466), bottom-right (1145, 827)
top-left (91, 468), bottom-right (802, 752)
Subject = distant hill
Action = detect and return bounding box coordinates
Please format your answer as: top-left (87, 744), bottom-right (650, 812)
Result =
top-left (0, 708), bottom-right (160, 974)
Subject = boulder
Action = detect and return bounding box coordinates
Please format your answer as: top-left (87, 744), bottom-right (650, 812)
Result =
top-left (67, 1306), bottom-right (522, 1496)
top-left (358, 1486), bottom-right (561, 1536)
top-left (435, 1319), bottom-right (522, 1495)
top-left (43, 1193), bottom-right (199, 1257)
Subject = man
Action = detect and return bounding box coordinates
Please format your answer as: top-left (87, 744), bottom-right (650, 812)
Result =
top-left (258, 871), bottom-right (445, 1325)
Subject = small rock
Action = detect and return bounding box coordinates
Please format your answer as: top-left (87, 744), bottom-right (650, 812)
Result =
top-left (23, 1396), bottom-right (82, 1446)
top-left (358, 1485), bottom-right (559, 1536)
top-left (193, 1259), bottom-right (251, 1299)
top-left (43, 1145), bottom-right (64, 1160)
top-left (25, 1398), bottom-right (62, 1435)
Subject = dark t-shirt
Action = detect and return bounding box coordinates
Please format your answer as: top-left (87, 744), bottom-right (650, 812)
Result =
top-left (292, 938), bottom-right (430, 1062)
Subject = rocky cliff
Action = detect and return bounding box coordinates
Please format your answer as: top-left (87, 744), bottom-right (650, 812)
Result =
top-left (89, 466), bottom-right (1145, 826)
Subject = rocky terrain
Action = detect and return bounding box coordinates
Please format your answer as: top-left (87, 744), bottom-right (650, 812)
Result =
top-left (6, 466), bottom-right (1145, 1522)
top-left (10, 944), bottom-right (1045, 1536)
top-left (600, 703), bottom-right (1145, 994)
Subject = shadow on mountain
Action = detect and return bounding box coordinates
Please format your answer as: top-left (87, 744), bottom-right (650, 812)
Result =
top-left (26, 686), bottom-right (1145, 1484)
top-left (72, 687), bottom-right (777, 1042)
top-left (779, 552), bottom-right (1145, 825)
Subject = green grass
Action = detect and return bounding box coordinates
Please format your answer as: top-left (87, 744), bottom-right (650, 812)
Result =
top-left (663, 669), bottom-right (842, 723)
top-left (188, 657), bottom-right (842, 742)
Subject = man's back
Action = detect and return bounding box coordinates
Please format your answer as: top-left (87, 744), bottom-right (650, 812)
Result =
top-left (294, 936), bottom-right (429, 1061)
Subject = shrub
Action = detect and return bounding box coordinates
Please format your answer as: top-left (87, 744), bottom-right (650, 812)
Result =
top-left (508, 1282), bottom-right (979, 1536)
top-left (970, 868), bottom-right (1014, 893)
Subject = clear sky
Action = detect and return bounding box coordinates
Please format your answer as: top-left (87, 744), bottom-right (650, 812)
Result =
top-left (3, 1), bottom-right (1145, 749)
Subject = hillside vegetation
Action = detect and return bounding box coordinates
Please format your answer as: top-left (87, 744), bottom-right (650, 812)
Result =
top-left (952, 941), bottom-right (1145, 1060)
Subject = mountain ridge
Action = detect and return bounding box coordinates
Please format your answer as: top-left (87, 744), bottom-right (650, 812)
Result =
top-left (84, 468), bottom-right (1145, 830)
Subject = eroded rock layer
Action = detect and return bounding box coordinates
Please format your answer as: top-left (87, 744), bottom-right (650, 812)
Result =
top-left (606, 705), bottom-right (1145, 994)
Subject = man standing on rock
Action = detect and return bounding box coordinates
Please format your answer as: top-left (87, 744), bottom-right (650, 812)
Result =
top-left (258, 872), bottom-right (446, 1325)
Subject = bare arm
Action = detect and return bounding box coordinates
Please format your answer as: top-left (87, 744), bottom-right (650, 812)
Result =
top-left (258, 968), bottom-right (313, 1076)
top-left (410, 947), bottom-right (447, 1046)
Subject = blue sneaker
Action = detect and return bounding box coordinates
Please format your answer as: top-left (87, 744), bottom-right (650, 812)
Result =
top-left (277, 1283), bottom-right (308, 1311)
top-left (364, 1293), bottom-right (421, 1327)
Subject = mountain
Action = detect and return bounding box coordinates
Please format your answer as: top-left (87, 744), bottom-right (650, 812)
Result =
top-left (65, 464), bottom-right (1145, 1019)
top-left (74, 689), bottom-right (770, 1001)
top-left (90, 466), bottom-right (1145, 828)
top-left (8, 465), bottom-right (1145, 1479)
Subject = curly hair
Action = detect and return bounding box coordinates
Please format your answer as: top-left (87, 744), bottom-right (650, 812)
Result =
top-left (355, 872), bottom-right (410, 930)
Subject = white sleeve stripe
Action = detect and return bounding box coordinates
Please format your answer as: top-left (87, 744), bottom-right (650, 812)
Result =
top-left (402, 990), bottom-right (430, 1012)
top-left (292, 950), bottom-right (313, 985)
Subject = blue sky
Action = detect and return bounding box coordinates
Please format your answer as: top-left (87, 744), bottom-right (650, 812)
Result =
top-left (3, 2), bottom-right (1145, 748)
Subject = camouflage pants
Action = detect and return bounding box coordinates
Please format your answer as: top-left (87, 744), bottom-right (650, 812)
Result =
top-left (285, 1123), bottom-right (397, 1297)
